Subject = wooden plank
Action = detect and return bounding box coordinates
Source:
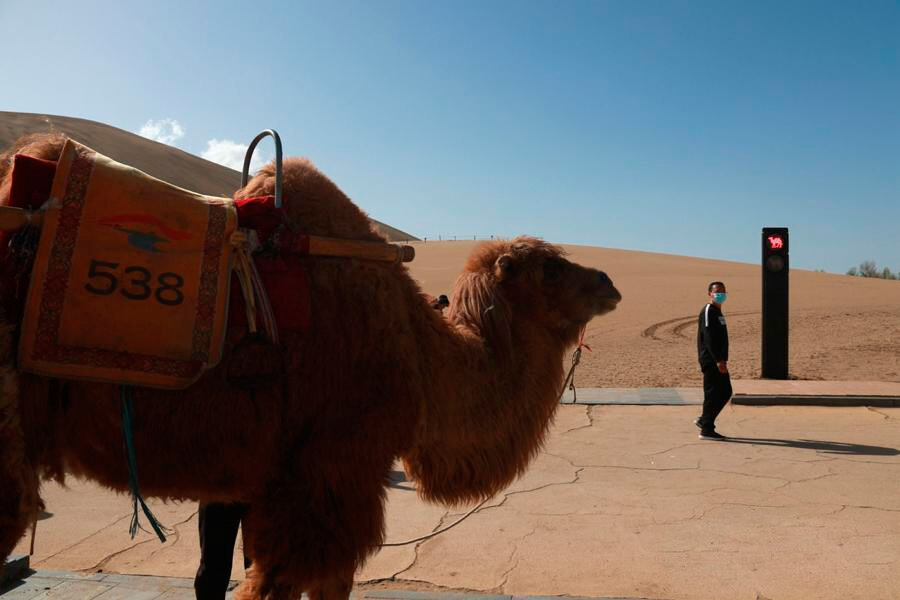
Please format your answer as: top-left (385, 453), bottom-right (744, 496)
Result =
top-left (20, 580), bottom-right (112, 599)
top-left (23, 571), bottom-right (106, 582)
top-left (152, 589), bottom-right (197, 599)
top-left (306, 236), bottom-right (415, 263)
top-left (0, 577), bottom-right (66, 599)
top-left (91, 586), bottom-right (164, 600)
top-left (94, 574), bottom-right (192, 591)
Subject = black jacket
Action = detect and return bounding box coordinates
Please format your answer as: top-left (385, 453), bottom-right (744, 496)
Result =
top-left (697, 303), bottom-right (728, 369)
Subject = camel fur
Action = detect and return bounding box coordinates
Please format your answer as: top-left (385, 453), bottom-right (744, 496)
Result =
top-left (0, 132), bottom-right (622, 600)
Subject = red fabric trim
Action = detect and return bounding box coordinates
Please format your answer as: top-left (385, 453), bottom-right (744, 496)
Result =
top-left (190, 205), bottom-right (229, 360)
top-left (235, 195), bottom-right (283, 241)
top-left (1, 155), bottom-right (58, 320)
top-left (228, 256), bottom-right (311, 331)
top-left (578, 325), bottom-right (592, 352)
top-left (8, 154), bottom-right (57, 210)
top-left (231, 194), bottom-right (311, 331)
top-left (291, 234), bottom-right (311, 255)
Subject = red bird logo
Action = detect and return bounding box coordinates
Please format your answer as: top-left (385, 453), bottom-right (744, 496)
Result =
top-left (99, 214), bottom-right (192, 253)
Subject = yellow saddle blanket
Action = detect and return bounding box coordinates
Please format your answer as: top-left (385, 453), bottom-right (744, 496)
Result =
top-left (19, 139), bottom-right (237, 389)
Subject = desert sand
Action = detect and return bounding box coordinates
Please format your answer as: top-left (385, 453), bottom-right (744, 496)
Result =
top-left (407, 240), bottom-right (900, 388)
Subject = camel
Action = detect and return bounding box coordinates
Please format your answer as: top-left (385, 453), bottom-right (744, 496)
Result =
top-left (0, 132), bottom-right (621, 600)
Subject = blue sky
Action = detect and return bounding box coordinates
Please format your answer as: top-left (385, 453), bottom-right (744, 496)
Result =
top-left (1, 0), bottom-right (897, 273)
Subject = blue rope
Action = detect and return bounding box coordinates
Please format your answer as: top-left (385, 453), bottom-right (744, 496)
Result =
top-left (120, 385), bottom-right (168, 542)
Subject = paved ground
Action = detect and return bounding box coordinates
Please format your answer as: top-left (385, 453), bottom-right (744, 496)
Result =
top-left (5, 389), bottom-right (900, 599)
top-left (0, 569), bottom-right (641, 600)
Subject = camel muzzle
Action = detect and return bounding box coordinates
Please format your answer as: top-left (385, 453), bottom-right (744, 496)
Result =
top-left (588, 269), bottom-right (621, 315)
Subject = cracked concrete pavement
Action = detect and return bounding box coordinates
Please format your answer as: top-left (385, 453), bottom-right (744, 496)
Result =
top-left (13, 404), bottom-right (900, 600)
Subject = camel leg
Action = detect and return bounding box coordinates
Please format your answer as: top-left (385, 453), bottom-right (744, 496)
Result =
top-left (232, 563), bottom-right (264, 600)
top-left (231, 534), bottom-right (354, 600)
top-left (233, 565), bottom-right (352, 600)
top-left (235, 431), bottom-right (393, 600)
top-left (307, 567), bottom-right (354, 600)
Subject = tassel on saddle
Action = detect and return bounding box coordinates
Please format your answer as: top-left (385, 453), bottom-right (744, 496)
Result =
top-left (226, 229), bottom-right (284, 389)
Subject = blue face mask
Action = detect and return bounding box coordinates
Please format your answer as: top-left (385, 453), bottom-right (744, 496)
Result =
top-left (712, 292), bottom-right (727, 304)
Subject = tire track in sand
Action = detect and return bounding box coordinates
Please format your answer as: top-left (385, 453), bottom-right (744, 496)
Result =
top-left (643, 311), bottom-right (759, 341)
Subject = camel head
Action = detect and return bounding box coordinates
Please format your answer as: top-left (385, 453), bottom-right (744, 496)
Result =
top-left (404, 237), bottom-right (620, 506)
top-left (448, 236), bottom-right (621, 353)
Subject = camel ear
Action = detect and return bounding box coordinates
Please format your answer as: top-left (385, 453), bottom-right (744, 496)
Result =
top-left (495, 254), bottom-right (516, 280)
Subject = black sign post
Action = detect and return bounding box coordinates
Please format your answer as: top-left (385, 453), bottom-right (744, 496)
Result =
top-left (762, 227), bottom-right (789, 379)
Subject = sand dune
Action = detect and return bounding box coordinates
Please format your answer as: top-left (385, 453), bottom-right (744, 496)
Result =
top-left (0, 111), bottom-right (416, 242)
top-left (406, 241), bottom-right (900, 387)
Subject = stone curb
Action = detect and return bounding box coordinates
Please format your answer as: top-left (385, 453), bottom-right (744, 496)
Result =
top-left (362, 593), bottom-right (651, 600)
top-left (559, 387), bottom-right (900, 407)
top-left (559, 388), bottom-right (701, 405)
top-left (732, 395), bottom-right (900, 407)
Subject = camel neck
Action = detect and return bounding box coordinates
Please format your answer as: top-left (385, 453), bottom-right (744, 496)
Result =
top-left (404, 310), bottom-right (568, 505)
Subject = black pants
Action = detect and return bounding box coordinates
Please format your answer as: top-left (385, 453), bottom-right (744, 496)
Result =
top-left (194, 503), bottom-right (249, 600)
top-left (699, 365), bottom-right (733, 431)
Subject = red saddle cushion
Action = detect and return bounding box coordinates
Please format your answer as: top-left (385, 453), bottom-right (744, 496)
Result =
top-left (0, 155), bottom-right (58, 319)
top-left (228, 196), bottom-right (311, 332)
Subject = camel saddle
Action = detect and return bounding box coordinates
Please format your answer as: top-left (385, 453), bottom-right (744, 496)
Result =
top-left (13, 139), bottom-right (240, 389)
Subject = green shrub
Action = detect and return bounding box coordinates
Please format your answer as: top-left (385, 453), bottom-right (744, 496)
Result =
top-left (847, 261), bottom-right (898, 280)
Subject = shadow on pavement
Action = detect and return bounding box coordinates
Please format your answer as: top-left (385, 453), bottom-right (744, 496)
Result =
top-left (388, 469), bottom-right (416, 491)
top-left (0, 569), bottom-right (34, 595)
top-left (721, 437), bottom-right (899, 456)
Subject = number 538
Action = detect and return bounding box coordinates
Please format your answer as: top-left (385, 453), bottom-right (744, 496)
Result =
top-left (84, 259), bottom-right (185, 306)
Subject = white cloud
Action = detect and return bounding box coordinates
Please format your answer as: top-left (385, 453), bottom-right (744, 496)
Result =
top-left (201, 138), bottom-right (271, 173)
top-left (138, 118), bottom-right (185, 146)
